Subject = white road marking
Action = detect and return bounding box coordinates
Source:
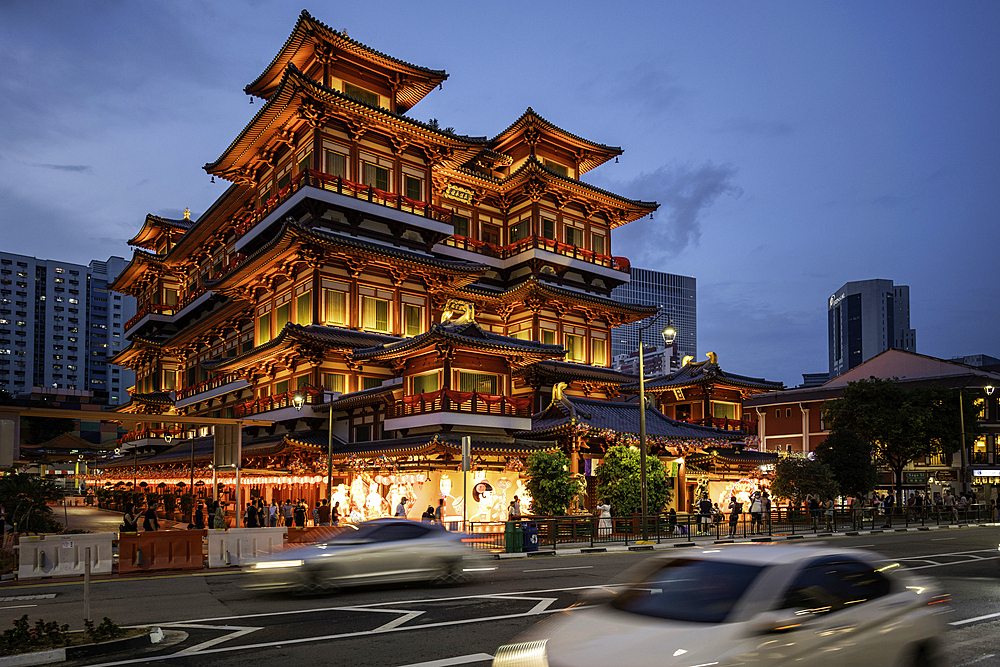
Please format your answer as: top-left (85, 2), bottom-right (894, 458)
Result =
top-left (0, 594), bottom-right (55, 602)
top-left (395, 653), bottom-right (494, 667)
top-left (902, 556), bottom-right (1000, 571)
top-left (375, 611), bottom-right (425, 631)
top-left (878, 548), bottom-right (997, 561)
top-left (523, 565), bottom-right (594, 572)
top-left (932, 537), bottom-right (956, 541)
top-left (950, 611), bottom-right (1000, 626)
top-left (168, 625), bottom-right (261, 654)
top-left (0, 605), bottom-right (36, 610)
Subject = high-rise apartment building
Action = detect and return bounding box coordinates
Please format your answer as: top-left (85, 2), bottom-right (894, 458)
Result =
top-left (611, 268), bottom-right (696, 366)
top-left (0, 252), bottom-right (135, 404)
top-left (828, 279), bottom-right (915, 378)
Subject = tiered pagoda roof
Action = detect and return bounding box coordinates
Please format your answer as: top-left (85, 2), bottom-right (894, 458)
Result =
top-left (633, 353), bottom-right (784, 394)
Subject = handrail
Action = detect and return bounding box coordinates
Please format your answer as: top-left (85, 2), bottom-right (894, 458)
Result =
top-left (233, 385), bottom-right (325, 418)
top-left (392, 391), bottom-right (531, 418)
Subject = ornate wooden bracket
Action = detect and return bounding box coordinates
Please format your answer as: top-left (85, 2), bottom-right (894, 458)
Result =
top-left (434, 343), bottom-right (455, 362)
top-left (494, 302), bottom-right (515, 324)
top-left (299, 100), bottom-right (329, 129)
top-left (387, 266), bottom-right (409, 287)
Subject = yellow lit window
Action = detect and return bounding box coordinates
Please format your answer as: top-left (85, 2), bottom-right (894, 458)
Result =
top-left (257, 312), bottom-right (271, 345)
top-left (412, 373), bottom-right (439, 394)
top-left (275, 303), bottom-right (290, 332)
top-left (565, 334), bottom-right (584, 362)
top-left (323, 289), bottom-right (347, 326)
top-left (296, 292), bottom-right (311, 325)
top-left (403, 304), bottom-right (422, 337)
top-left (362, 296), bottom-right (390, 332)
top-left (323, 373), bottom-right (345, 393)
top-left (591, 339), bottom-right (606, 365)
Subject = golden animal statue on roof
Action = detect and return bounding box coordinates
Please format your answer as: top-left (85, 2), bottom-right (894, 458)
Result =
top-left (440, 299), bottom-right (476, 325)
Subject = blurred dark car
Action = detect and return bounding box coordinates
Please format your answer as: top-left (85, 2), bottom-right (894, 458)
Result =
top-left (244, 518), bottom-right (469, 594)
top-left (493, 545), bottom-right (948, 667)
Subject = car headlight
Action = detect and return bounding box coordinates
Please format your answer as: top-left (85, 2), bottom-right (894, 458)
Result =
top-left (252, 559), bottom-right (304, 570)
top-left (492, 640), bottom-right (548, 667)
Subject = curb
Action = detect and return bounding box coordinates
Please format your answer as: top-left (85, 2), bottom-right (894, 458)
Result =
top-left (0, 628), bottom-right (161, 667)
top-left (487, 522), bottom-right (992, 559)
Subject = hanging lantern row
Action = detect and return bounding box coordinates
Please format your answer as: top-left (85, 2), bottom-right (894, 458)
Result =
top-left (374, 473), bottom-right (428, 486)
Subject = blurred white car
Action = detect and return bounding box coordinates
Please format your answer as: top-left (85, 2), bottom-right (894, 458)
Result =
top-left (494, 545), bottom-right (947, 667)
top-left (244, 518), bottom-right (470, 594)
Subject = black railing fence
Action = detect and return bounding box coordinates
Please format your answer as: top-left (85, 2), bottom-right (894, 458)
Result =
top-left (466, 503), bottom-right (994, 553)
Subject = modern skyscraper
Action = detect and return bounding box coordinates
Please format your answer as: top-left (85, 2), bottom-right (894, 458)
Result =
top-left (828, 279), bottom-right (915, 378)
top-left (0, 252), bottom-right (135, 404)
top-left (611, 268), bottom-right (696, 366)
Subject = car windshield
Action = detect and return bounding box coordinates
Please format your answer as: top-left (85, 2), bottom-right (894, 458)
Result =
top-left (325, 523), bottom-right (385, 543)
top-left (611, 559), bottom-right (766, 624)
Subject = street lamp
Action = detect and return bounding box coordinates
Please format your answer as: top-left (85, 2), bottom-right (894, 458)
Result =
top-left (633, 309), bottom-right (675, 540)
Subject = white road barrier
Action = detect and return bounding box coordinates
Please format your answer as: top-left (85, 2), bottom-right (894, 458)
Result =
top-left (15, 533), bottom-right (115, 580)
top-left (207, 527), bottom-right (287, 567)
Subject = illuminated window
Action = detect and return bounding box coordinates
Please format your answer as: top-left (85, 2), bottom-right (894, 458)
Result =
top-left (541, 330), bottom-right (556, 346)
top-left (565, 226), bottom-right (583, 248)
top-left (363, 377), bottom-right (382, 390)
top-left (362, 162), bottom-right (389, 191)
top-left (509, 219), bottom-right (530, 243)
top-left (343, 82), bottom-right (379, 106)
top-left (404, 175), bottom-right (422, 201)
top-left (592, 233), bottom-right (606, 255)
top-left (296, 292), bottom-right (311, 325)
top-left (543, 159), bottom-right (569, 177)
top-left (511, 331), bottom-right (531, 340)
top-left (542, 218), bottom-right (555, 240)
top-left (591, 338), bottom-right (606, 365)
top-left (323, 288), bottom-right (347, 326)
top-left (323, 373), bottom-right (345, 392)
top-left (452, 215), bottom-right (469, 237)
top-left (565, 334), bottom-right (584, 362)
top-left (712, 402), bottom-right (738, 420)
top-left (325, 150), bottom-right (347, 179)
top-left (275, 302), bottom-right (290, 332)
top-left (162, 371), bottom-right (175, 391)
top-left (482, 224), bottom-right (500, 246)
top-left (458, 371), bottom-right (498, 395)
top-left (361, 296), bottom-right (389, 332)
top-left (257, 312), bottom-right (271, 345)
top-left (403, 304), bottom-right (422, 337)
top-left (412, 372), bottom-right (439, 394)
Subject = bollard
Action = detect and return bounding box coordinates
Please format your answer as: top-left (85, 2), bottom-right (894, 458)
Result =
top-left (83, 547), bottom-right (91, 622)
top-left (136, 549), bottom-right (142, 566)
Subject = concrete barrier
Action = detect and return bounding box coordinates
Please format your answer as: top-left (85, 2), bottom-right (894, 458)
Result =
top-left (285, 526), bottom-right (347, 544)
top-left (207, 527), bottom-right (287, 568)
top-left (16, 533), bottom-right (115, 580)
top-left (118, 530), bottom-right (205, 574)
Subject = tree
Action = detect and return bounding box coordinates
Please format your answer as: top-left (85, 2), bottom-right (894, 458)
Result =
top-left (594, 445), bottom-right (672, 516)
top-left (523, 450), bottom-right (584, 515)
top-left (814, 429), bottom-right (877, 498)
top-left (0, 473), bottom-right (62, 534)
top-left (823, 377), bottom-right (974, 501)
top-left (770, 457), bottom-right (839, 506)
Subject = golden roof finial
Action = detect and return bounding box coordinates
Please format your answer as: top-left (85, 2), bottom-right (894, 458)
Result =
top-left (706, 351), bottom-right (718, 365)
top-left (183, 207), bottom-right (191, 220)
top-left (682, 355), bottom-right (694, 367)
top-left (552, 382), bottom-right (568, 401)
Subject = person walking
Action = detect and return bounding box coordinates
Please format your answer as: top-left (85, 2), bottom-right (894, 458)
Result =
top-left (318, 499), bottom-right (331, 526)
top-left (596, 502), bottom-right (612, 537)
top-left (142, 503), bottom-right (160, 532)
top-left (122, 505), bottom-right (139, 533)
top-left (332, 501), bottom-right (340, 526)
top-left (435, 498), bottom-right (445, 526)
top-left (395, 497), bottom-right (408, 518)
top-left (666, 507), bottom-right (677, 536)
top-left (507, 499), bottom-right (518, 521)
top-left (761, 491), bottom-right (772, 533)
top-left (245, 502), bottom-right (259, 528)
top-left (282, 499), bottom-right (294, 527)
top-left (512, 495), bottom-right (521, 518)
top-left (749, 491), bottom-right (763, 534)
top-left (824, 497), bottom-right (835, 532)
top-left (421, 506), bottom-right (435, 522)
top-left (268, 500), bottom-right (278, 527)
top-left (697, 494), bottom-right (713, 536)
top-left (213, 502), bottom-right (227, 530)
top-left (312, 502), bottom-right (320, 526)
top-left (294, 501), bottom-right (306, 528)
top-left (193, 503), bottom-right (206, 530)
top-left (727, 495), bottom-right (742, 538)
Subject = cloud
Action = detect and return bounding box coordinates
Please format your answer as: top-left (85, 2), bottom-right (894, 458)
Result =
top-left (28, 163), bottom-right (92, 173)
top-left (605, 162), bottom-right (742, 262)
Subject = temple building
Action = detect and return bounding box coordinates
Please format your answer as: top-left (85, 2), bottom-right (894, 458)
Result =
top-left (98, 11), bottom-right (766, 519)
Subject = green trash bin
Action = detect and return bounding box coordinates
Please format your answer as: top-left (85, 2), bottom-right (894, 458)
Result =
top-left (505, 521), bottom-right (523, 553)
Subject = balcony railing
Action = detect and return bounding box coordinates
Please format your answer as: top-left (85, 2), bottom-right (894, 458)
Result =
top-left (441, 234), bottom-right (630, 272)
top-left (176, 371), bottom-right (246, 400)
top-left (390, 390), bottom-right (532, 419)
top-left (118, 427), bottom-right (184, 448)
top-left (233, 385), bottom-right (325, 418)
top-left (676, 417), bottom-right (756, 433)
top-left (233, 170), bottom-right (453, 241)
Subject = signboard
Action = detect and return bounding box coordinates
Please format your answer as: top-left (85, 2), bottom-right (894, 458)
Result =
top-left (972, 469), bottom-right (1000, 479)
top-left (932, 470), bottom-right (956, 481)
top-left (444, 184), bottom-right (474, 205)
top-left (904, 471), bottom-right (927, 485)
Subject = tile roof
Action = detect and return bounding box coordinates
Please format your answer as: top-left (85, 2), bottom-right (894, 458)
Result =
top-left (515, 360), bottom-right (637, 385)
top-left (520, 395), bottom-right (742, 440)
top-left (351, 321), bottom-right (564, 363)
top-left (311, 385), bottom-right (398, 412)
top-left (634, 358), bottom-right (784, 393)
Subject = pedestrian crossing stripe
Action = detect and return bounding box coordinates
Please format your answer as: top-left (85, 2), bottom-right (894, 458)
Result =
top-left (0, 594), bottom-right (56, 602)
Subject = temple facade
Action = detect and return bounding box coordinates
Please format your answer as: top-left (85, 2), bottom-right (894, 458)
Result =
top-left (100, 11), bottom-right (765, 520)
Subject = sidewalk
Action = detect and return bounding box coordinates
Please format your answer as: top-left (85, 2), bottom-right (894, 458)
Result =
top-left (56, 506), bottom-right (186, 533)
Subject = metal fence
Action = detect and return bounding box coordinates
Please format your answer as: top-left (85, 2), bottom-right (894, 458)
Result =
top-left (466, 503), bottom-right (994, 553)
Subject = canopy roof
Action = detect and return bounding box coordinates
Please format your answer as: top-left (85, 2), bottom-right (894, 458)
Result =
top-left (351, 321), bottom-right (564, 368)
top-left (490, 108), bottom-right (623, 175)
top-left (245, 10), bottom-right (448, 111)
top-left (634, 354), bottom-right (784, 394)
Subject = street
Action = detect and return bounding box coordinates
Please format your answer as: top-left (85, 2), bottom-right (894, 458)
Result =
top-left (1, 527), bottom-right (998, 667)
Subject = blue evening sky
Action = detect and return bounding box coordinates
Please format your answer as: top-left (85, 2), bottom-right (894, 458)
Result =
top-left (1, 1), bottom-right (997, 387)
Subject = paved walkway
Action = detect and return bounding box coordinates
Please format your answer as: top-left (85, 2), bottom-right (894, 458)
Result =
top-left (56, 506), bottom-right (185, 533)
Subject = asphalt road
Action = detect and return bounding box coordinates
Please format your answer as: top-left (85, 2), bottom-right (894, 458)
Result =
top-left (1, 526), bottom-right (998, 667)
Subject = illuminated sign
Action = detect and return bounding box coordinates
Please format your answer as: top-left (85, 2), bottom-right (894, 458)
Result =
top-left (972, 469), bottom-right (1000, 478)
top-left (828, 293), bottom-right (845, 308)
top-left (444, 184), bottom-right (474, 205)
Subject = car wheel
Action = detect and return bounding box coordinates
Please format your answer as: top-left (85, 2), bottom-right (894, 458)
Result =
top-left (292, 567), bottom-right (337, 596)
top-left (432, 559), bottom-right (464, 586)
top-left (910, 641), bottom-right (938, 667)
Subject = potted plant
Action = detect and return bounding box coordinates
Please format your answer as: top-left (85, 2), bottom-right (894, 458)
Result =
top-left (179, 493), bottom-right (194, 524)
top-left (162, 493), bottom-right (177, 520)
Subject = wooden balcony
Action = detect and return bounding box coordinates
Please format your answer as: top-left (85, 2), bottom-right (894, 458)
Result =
top-left (232, 385), bottom-right (326, 418)
top-left (441, 234), bottom-right (630, 273)
top-left (390, 390), bottom-right (532, 419)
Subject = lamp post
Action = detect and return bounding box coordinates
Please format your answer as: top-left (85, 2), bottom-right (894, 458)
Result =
top-left (633, 311), bottom-right (676, 540)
